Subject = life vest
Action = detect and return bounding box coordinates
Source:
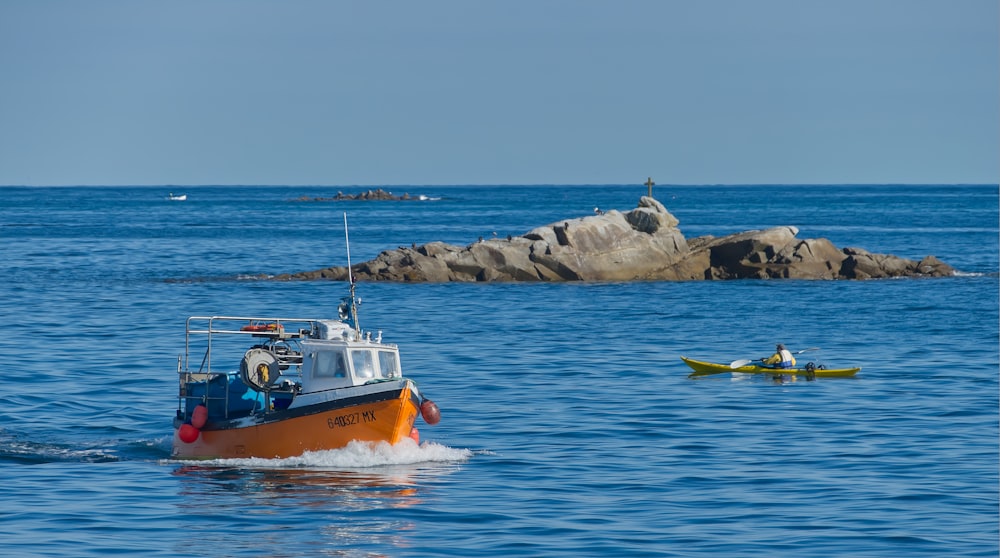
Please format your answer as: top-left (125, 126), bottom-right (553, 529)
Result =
top-left (778, 349), bottom-right (795, 369)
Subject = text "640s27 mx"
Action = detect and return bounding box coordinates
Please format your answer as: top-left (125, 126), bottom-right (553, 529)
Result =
top-left (327, 410), bottom-right (376, 429)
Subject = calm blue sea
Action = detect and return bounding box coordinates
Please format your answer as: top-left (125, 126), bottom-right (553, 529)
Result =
top-left (0, 184), bottom-right (996, 557)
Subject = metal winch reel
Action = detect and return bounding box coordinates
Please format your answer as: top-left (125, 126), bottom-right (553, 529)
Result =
top-left (240, 348), bottom-right (281, 392)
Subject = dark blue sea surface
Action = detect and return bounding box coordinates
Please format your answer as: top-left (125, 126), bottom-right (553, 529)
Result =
top-left (0, 184), bottom-right (996, 557)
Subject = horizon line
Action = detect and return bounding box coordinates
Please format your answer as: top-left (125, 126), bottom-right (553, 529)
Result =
top-left (1, 182), bottom-right (996, 188)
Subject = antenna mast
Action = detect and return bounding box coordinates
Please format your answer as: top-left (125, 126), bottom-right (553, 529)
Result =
top-left (343, 213), bottom-right (360, 335)
top-left (344, 213), bottom-right (354, 286)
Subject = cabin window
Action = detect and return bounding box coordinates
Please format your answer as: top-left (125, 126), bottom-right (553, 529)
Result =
top-left (313, 350), bottom-right (348, 378)
top-left (378, 350), bottom-right (400, 378)
top-left (351, 350), bottom-right (375, 379)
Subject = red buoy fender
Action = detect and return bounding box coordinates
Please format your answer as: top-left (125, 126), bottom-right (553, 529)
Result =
top-left (420, 400), bottom-right (440, 425)
top-left (191, 405), bottom-right (208, 429)
top-left (178, 423), bottom-right (200, 443)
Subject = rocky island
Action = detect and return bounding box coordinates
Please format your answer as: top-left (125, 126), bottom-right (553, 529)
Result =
top-left (274, 196), bottom-right (954, 282)
top-left (293, 188), bottom-right (426, 202)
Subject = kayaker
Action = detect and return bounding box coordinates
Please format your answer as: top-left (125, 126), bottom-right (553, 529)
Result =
top-left (762, 343), bottom-right (796, 369)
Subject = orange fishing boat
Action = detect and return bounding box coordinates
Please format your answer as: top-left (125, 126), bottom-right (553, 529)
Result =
top-left (171, 283), bottom-right (441, 460)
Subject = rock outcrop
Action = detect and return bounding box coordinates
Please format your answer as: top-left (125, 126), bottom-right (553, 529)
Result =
top-left (293, 188), bottom-right (423, 202)
top-left (274, 196), bottom-right (954, 282)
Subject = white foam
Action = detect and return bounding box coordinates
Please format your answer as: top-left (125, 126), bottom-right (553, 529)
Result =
top-left (171, 439), bottom-right (472, 469)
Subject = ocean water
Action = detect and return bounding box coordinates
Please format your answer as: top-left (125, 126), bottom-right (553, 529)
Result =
top-left (0, 184), bottom-right (996, 557)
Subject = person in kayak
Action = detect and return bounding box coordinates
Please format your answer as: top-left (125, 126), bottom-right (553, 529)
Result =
top-left (762, 343), bottom-right (796, 369)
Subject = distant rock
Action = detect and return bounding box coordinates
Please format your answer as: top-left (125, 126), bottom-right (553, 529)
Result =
top-left (293, 189), bottom-right (423, 202)
top-left (273, 196), bottom-right (955, 282)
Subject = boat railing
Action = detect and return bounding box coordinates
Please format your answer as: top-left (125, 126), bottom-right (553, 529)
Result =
top-left (182, 316), bottom-right (320, 375)
top-left (177, 316), bottom-right (318, 420)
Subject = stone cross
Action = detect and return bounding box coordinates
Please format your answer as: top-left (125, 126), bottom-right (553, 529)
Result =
top-left (645, 177), bottom-right (655, 197)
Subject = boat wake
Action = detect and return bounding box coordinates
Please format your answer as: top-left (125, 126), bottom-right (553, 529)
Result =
top-left (0, 429), bottom-right (121, 464)
top-left (165, 439), bottom-right (472, 470)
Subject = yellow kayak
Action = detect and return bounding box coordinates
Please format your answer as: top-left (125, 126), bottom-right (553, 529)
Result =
top-left (681, 356), bottom-right (860, 378)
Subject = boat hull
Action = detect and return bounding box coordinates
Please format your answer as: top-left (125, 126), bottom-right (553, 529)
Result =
top-left (681, 356), bottom-right (860, 378)
top-left (171, 383), bottom-right (421, 459)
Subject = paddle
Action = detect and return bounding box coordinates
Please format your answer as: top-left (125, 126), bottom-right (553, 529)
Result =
top-left (728, 358), bottom-right (758, 369)
top-left (728, 347), bottom-right (820, 369)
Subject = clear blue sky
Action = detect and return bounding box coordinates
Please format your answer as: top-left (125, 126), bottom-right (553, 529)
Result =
top-left (0, 1), bottom-right (996, 186)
